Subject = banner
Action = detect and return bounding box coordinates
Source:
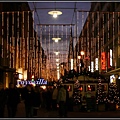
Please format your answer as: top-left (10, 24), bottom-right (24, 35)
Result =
top-left (101, 52), bottom-right (106, 70)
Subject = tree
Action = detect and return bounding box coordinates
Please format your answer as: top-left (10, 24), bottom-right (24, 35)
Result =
top-left (108, 83), bottom-right (119, 105)
top-left (73, 80), bottom-right (81, 105)
top-left (96, 78), bottom-right (107, 104)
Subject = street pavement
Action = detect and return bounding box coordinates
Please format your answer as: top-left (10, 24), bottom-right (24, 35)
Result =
top-left (4, 101), bottom-right (120, 118)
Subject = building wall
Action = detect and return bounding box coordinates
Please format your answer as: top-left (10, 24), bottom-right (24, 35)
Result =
top-left (0, 2), bottom-right (47, 87)
top-left (76, 2), bottom-right (120, 83)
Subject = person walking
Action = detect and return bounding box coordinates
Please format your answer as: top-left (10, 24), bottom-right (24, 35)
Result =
top-left (0, 83), bottom-right (7, 117)
top-left (45, 88), bottom-right (52, 111)
top-left (32, 86), bottom-right (41, 117)
top-left (57, 84), bottom-right (66, 118)
top-left (64, 85), bottom-right (69, 117)
top-left (52, 86), bottom-right (58, 110)
top-left (23, 85), bottom-right (34, 118)
top-left (6, 82), bottom-right (20, 118)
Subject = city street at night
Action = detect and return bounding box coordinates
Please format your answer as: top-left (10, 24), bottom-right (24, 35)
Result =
top-left (1, 1), bottom-right (120, 119)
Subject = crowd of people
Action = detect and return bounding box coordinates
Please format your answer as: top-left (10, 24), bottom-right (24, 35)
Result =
top-left (0, 82), bottom-right (70, 118)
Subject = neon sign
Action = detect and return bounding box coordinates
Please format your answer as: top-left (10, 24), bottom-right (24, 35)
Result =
top-left (101, 52), bottom-right (106, 70)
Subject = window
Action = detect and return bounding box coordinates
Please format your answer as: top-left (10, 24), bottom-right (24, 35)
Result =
top-left (87, 85), bottom-right (95, 91)
top-left (78, 85), bottom-right (83, 91)
top-left (66, 85), bottom-right (72, 92)
top-left (97, 84), bottom-right (107, 91)
top-left (102, 85), bottom-right (107, 91)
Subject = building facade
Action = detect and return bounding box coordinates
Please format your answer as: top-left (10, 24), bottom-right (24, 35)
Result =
top-left (75, 2), bottom-right (120, 85)
top-left (0, 2), bottom-right (47, 88)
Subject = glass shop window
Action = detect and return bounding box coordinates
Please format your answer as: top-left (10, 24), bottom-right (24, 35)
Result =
top-left (87, 85), bottom-right (95, 91)
top-left (78, 85), bottom-right (83, 91)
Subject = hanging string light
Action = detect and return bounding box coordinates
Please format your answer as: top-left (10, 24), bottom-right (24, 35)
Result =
top-left (2, 12), bottom-right (4, 58)
top-left (27, 11), bottom-right (29, 71)
top-left (62, 25), bottom-right (63, 63)
top-left (48, 25), bottom-right (51, 79)
top-left (66, 25), bottom-right (68, 71)
top-left (40, 25), bottom-right (43, 78)
top-left (12, 12), bottom-right (15, 68)
top-left (44, 25), bottom-right (47, 80)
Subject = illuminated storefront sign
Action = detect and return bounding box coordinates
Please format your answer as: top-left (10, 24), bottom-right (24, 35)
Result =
top-left (71, 59), bottom-right (73, 70)
top-left (95, 58), bottom-right (98, 70)
top-left (110, 49), bottom-right (112, 67)
top-left (101, 52), bottom-right (106, 70)
top-left (110, 75), bottom-right (115, 83)
top-left (91, 61), bottom-right (94, 72)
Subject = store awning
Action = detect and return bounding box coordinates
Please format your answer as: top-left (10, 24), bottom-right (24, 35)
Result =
top-left (105, 68), bottom-right (120, 75)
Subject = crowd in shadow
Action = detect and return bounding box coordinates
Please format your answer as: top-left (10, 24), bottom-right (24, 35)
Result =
top-left (0, 82), bottom-right (70, 118)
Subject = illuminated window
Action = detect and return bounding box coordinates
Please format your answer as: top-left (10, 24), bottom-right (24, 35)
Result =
top-left (97, 85), bottom-right (107, 91)
top-left (79, 85), bottom-right (83, 91)
top-left (87, 85), bottom-right (95, 91)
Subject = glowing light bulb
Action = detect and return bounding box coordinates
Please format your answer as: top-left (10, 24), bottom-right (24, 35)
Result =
top-left (56, 59), bottom-right (59, 62)
top-left (55, 39), bottom-right (58, 42)
top-left (53, 12), bottom-right (57, 18)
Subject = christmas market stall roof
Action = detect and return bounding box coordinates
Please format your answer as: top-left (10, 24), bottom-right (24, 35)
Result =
top-left (73, 75), bottom-right (108, 83)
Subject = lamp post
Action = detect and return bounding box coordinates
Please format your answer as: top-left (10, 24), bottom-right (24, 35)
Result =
top-left (77, 51), bottom-right (85, 73)
top-left (77, 51), bottom-right (86, 96)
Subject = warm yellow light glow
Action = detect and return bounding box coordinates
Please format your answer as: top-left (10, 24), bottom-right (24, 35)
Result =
top-left (41, 86), bottom-right (46, 90)
top-left (19, 74), bottom-right (23, 80)
top-left (57, 66), bottom-right (59, 69)
top-left (56, 59), bottom-right (59, 62)
top-left (17, 68), bottom-right (22, 74)
top-left (24, 70), bottom-right (27, 80)
top-left (57, 70), bottom-right (60, 80)
top-left (55, 39), bottom-right (58, 42)
top-left (81, 51), bottom-right (85, 56)
top-left (31, 75), bottom-right (34, 79)
top-left (48, 10), bottom-right (62, 18)
top-left (78, 56), bottom-right (81, 59)
top-left (52, 37), bottom-right (61, 42)
top-left (54, 51), bottom-right (60, 55)
top-left (56, 63), bottom-right (59, 66)
top-left (71, 59), bottom-right (73, 70)
top-left (53, 12), bottom-right (57, 18)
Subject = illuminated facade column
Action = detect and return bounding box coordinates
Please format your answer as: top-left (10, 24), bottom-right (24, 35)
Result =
top-left (7, 12), bottom-right (10, 67)
top-left (12, 12), bottom-right (15, 69)
top-left (117, 12), bottom-right (120, 68)
top-left (16, 11), bottom-right (19, 70)
top-left (27, 11), bottom-right (29, 71)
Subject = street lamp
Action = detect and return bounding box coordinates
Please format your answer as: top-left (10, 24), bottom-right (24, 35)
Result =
top-left (78, 55), bottom-right (81, 60)
top-left (48, 10), bottom-right (62, 18)
top-left (56, 59), bottom-right (59, 62)
top-left (80, 51), bottom-right (85, 56)
top-left (52, 37), bottom-right (61, 42)
top-left (54, 51), bottom-right (60, 55)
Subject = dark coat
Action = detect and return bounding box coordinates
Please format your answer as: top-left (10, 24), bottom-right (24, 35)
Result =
top-left (24, 89), bottom-right (34, 106)
top-left (6, 88), bottom-right (20, 107)
top-left (0, 89), bottom-right (7, 108)
top-left (33, 91), bottom-right (41, 108)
